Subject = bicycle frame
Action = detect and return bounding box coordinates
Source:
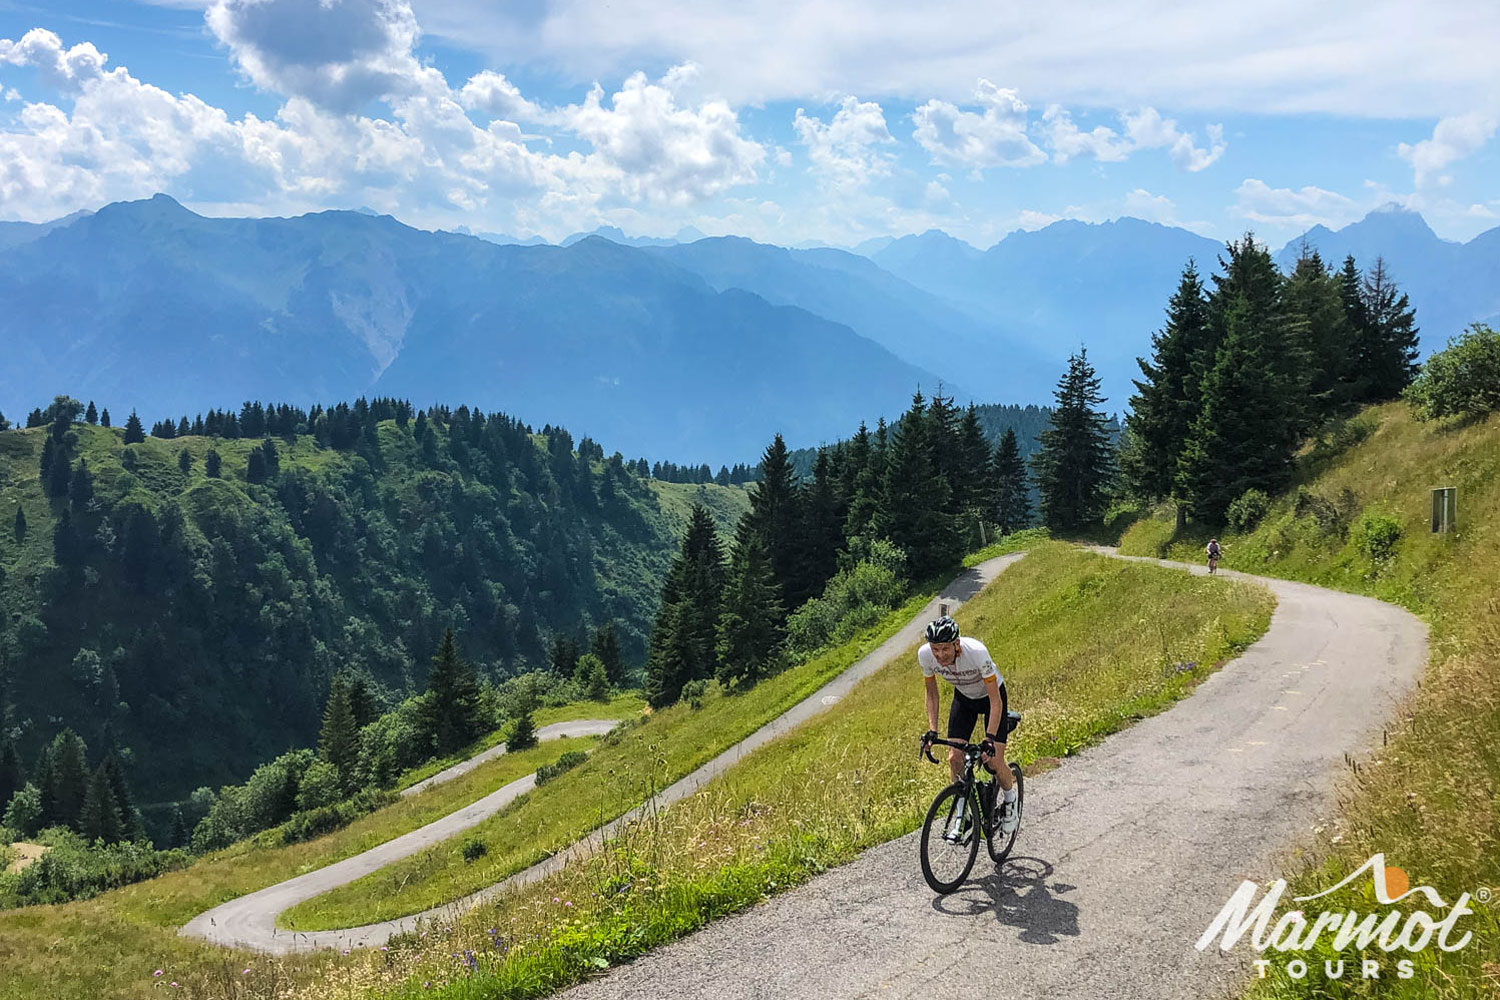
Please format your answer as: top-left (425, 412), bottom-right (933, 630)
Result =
top-left (923, 737), bottom-right (996, 838)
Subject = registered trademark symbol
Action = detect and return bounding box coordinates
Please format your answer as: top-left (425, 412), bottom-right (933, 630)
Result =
top-left (1478, 887), bottom-right (1493, 904)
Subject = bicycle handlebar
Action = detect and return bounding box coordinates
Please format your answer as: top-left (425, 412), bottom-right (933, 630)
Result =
top-left (920, 735), bottom-right (987, 764)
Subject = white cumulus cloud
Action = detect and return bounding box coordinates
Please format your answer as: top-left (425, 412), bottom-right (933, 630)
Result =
top-left (793, 95), bottom-right (895, 190)
top-left (0, 28), bottom-right (107, 91)
top-left (205, 0), bottom-right (439, 113)
top-left (561, 70), bottom-right (765, 205)
top-left (1043, 105), bottom-right (1225, 171)
top-left (1232, 178), bottom-right (1363, 230)
top-left (911, 80), bottom-right (1045, 169)
top-left (1397, 113), bottom-right (1497, 188)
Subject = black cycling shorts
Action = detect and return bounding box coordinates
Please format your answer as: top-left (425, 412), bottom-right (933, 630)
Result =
top-left (946, 682), bottom-right (1008, 742)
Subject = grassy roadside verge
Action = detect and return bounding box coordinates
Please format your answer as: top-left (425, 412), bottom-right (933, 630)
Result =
top-left (1119, 403), bottom-right (1500, 999)
top-left (279, 543), bottom-right (1273, 1000)
top-left (279, 579), bottom-right (955, 931)
top-left (0, 735), bottom-right (596, 1000)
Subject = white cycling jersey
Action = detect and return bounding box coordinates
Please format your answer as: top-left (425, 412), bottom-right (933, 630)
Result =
top-left (918, 635), bottom-right (1003, 700)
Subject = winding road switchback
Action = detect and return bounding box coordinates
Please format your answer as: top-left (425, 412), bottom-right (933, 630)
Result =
top-left (181, 554), bottom-right (1025, 954)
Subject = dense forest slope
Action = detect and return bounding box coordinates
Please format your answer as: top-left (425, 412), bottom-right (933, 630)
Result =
top-left (0, 398), bottom-right (748, 801)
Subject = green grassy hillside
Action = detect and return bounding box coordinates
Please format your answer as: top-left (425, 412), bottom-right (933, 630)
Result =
top-left (1120, 402), bottom-right (1500, 999)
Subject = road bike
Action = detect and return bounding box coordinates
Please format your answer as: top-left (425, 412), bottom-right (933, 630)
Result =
top-left (918, 711), bottom-right (1024, 893)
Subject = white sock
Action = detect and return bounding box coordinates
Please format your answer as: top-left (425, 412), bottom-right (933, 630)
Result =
top-left (1003, 787), bottom-right (1017, 803)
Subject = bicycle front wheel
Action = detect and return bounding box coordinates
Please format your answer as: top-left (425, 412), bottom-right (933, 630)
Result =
top-left (987, 762), bottom-right (1024, 863)
top-left (920, 783), bottom-right (979, 893)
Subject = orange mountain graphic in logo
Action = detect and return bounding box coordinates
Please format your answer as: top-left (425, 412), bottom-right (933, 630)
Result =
top-left (1295, 854), bottom-right (1440, 907)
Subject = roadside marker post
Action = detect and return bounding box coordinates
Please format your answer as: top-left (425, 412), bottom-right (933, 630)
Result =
top-left (1431, 487), bottom-right (1457, 534)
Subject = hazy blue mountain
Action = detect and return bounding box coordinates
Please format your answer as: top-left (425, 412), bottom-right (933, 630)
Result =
top-left (863, 210), bottom-right (1500, 409)
top-left (640, 236), bottom-right (1053, 403)
top-left (0, 208), bottom-right (93, 250)
top-left (868, 219), bottom-right (1221, 409)
top-left (0, 197), bottom-right (943, 463)
top-left (561, 225), bottom-right (678, 248)
top-left (868, 230), bottom-right (988, 310)
top-left (452, 225), bottom-right (550, 246)
top-left (1276, 205), bottom-right (1500, 343)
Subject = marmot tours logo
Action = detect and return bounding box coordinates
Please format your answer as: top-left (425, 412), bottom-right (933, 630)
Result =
top-left (1196, 854), bottom-right (1479, 981)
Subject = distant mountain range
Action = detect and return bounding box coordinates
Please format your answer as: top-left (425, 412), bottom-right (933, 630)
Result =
top-left (0, 196), bottom-right (948, 464)
top-left (3, 198), bottom-right (1496, 460)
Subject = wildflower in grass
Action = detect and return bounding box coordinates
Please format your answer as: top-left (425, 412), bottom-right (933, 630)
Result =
top-left (241, 968), bottom-right (251, 975)
top-left (153, 970), bottom-right (163, 978)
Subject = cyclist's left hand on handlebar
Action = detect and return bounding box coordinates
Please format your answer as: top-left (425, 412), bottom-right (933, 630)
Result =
top-left (980, 736), bottom-right (996, 756)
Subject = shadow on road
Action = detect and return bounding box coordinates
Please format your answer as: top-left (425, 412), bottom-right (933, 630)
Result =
top-left (930, 855), bottom-right (1080, 945)
top-left (939, 565), bottom-right (993, 605)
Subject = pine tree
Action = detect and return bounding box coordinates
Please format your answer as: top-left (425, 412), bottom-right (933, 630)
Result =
top-left (589, 623), bottom-right (625, 685)
top-left (956, 405), bottom-right (993, 521)
top-left (1359, 257), bottom-right (1420, 401)
top-left (505, 707), bottom-right (537, 750)
top-left (0, 737), bottom-right (22, 812)
top-left (204, 448), bottom-right (222, 478)
top-left (40, 729), bottom-right (89, 831)
top-left (100, 408), bottom-right (111, 429)
top-left (841, 423), bottom-right (883, 545)
top-left (574, 653), bottom-right (610, 700)
top-left (716, 519), bottom-right (784, 688)
top-left (797, 449), bottom-right (841, 601)
top-left (246, 446), bottom-right (267, 483)
top-left (98, 751), bottom-right (139, 840)
top-left (347, 674), bottom-right (380, 729)
top-left (883, 392), bottom-right (961, 577)
top-left (53, 508), bottom-right (84, 571)
top-left (747, 435), bottom-right (805, 612)
top-left (13, 505), bottom-right (25, 542)
top-left (1032, 350), bottom-right (1115, 532)
top-left (69, 458), bottom-right (94, 510)
top-left (85, 401), bottom-right (98, 425)
top-left (1208, 235), bottom-right (1308, 435)
top-left (1176, 296), bottom-right (1300, 524)
top-left (318, 674), bottom-right (361, 795)
top-left (548, 635), bottom-right (581, 677)
top-left (123, 410), bottom-right (145, 444)
top-left (422, 629), bottom-right (482, 756)
top-left (991, 428), bottom-right (1033, 534)
top-left (178, 449), bottom-right (193, 474)
top-left (168, 806), bottom-right (188, 849)
top-left (1284, 248), bottom-right (1355, 422)
top-left (1124, 262), bottom-right (1210, 502)
top-left (80, 766), bottom-right (123, 843)
top-left (644, 505), bottom-right (725, 707)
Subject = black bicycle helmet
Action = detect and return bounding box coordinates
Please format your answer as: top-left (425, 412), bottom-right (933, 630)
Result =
top-left (925, 615), bottom-right (960, 643)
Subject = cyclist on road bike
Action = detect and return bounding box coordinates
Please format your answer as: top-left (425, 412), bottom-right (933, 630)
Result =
top-left (918, 615), bottom-right (1018, 836)
top-left (1206, 538), bottom-right (1222, 574)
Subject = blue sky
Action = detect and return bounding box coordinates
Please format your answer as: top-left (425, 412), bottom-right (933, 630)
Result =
top-left (2, 0), bottom-right (1497, 247)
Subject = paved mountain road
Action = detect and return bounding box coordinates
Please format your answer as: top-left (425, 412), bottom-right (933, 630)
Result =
top-left (181, 554), bottom-right (1025, 954)
top-left (559, 553), bottom-right (1427, 1000)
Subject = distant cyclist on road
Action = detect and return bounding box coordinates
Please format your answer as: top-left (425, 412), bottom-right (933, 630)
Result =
top-left (1206, 538), bottom-right (1222, 575)
top-left (918, 615), bottom-right (1018, 836)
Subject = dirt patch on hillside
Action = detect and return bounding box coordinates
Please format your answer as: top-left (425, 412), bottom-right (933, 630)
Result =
top-left (4, 843), bottom-right (45, 874)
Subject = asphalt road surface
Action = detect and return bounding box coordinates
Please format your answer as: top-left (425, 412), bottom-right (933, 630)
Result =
top-left (558, 552), bottom-right (1427, 1000)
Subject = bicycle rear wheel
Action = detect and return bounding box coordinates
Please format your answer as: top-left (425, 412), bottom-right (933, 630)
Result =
top-left (920, 783), bottom-right (979, 893)
top-left (986, 762), bottom-right (1024, 863)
